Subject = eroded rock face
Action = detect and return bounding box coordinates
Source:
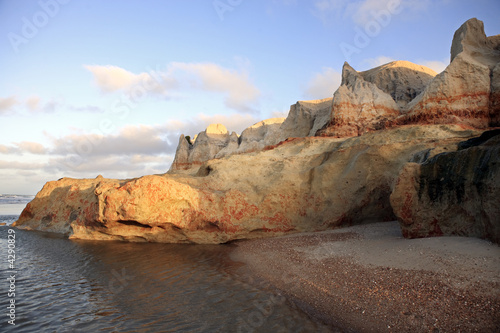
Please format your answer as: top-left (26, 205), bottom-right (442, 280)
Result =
top-left (169, 134), bottom-right (192, 171)
top-left (169, 124), bottom-right (231, 172)
top-left (15, 176), bottom-right (105, 235)
top-left (390, 130), bottom-right (500, 244)
top-left (171, 19), bottom-right (498, 167)
top-left (13, 18), bottom-right (500, 244)
top-left (277, 98), bottom-right (334, 141)
top-left (236, 118), bottom-right (285, 154)
top-left (450, 18), bottom-right (494, 63)
top-left (316, 62), bottom-right (402, 137)
top-left (169, 119), bottom-right (286, 173)
top-left (404, 52), bottom-right (492, 128)
top-left (360, 60), bottom-right (437, 108)
top-left (404, 18), bottom-right (500, 129)
top-left (490, 62), bottom-right (500, 126)
top-left (15, 125), bottom-right (480, 244)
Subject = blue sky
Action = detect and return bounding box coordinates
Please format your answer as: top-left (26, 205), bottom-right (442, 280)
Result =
top-left (0, 0), bottom-right (499, 194)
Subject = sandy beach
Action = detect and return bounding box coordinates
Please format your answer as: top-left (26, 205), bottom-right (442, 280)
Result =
top-left (231, 222), bottom-right (500, 332)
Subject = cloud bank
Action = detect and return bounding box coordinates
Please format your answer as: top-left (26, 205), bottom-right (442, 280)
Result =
top-left (0, 112), bottom-right (260, 192)
top-left (85, 62), bottom-right (261, 113)
top-left (305, 67), bottom-right (342, 99)
top-left (312, 0), bottom-right (431, 25)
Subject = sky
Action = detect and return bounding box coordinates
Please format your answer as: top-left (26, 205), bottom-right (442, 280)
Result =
top-left (0, 0), bottom-right (499, 194)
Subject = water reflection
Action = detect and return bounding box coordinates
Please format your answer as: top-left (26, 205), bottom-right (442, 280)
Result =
top-left (0, 227), bottom-right (331, 332)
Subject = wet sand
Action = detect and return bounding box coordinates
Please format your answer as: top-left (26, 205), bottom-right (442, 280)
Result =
top-left (230, 222), bottom-right (500, 332)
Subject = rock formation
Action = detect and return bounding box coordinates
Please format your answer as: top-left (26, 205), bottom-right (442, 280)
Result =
top-left (360, 60), bottom-right (437, 109)
top-left (391, 130), bottom-right (500, 243)
top-left (15, 125), bottom-right (480, 243)
top-left (232, 117), bottom-right (285, 155)
top-left (169, 119), bottom-right (286, 172)
top-left (404, 18), bottom-right (500, 128)
top-left (490, 62), bottom-right (500, 126)
top-left (317, 63), bottom-right (399, 137)
top-left (14, 18), bottom-right (500, 244)
top-left (170, 124), bottom-right (232, 172)
top-left (316, 61), bottom-right (437, 137)
top-left (277, 98), bottom-right (334, 140)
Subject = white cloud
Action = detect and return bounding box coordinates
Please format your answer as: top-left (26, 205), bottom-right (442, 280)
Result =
top-left (351, 0), bottom-right (392, 25)
top-left (170, 62), bottom-right (261, 113)
top-left (50, 124), bottom-right (173, 157)
top-left (419, 59), bottom-right (448, 73)
top-left (362, 56), bottom-right (449, 73)
top-left (305, 67), bottom-right (342, 99)
top-left (0, 160), bottom-right (45, 170)
top-left (68, 105), bottom-right (105, 113)
top-left (0, 141), bottom-right (47, 155)
top-left (25, 97), bottom-right (60, 113)
top-left (16, 141), bottom-right (47, 154)
top-left (270, 110), bottom-right (289, 119)
top-left (0, 112), bottom-right (263, 191)
top-left (276, 0), bottom-right (298, 5)
top-left (0, 96), bottom-right (18, 114)
top-left (312, 0), bottom-right (431, 26)
top-left (26, 96), bottom-right (40, 111)
top-left (42, 113), bottom-right (258, 174)
top-left (0, 145), bottom-right (12, 154)
top-left (85, 65), bottom-right (152, 92)
top-left (46, 154), bottom-right (172, 176)
top-left (363, 55), bottom-right (396, 68)
top-left (311, 0), bottom-right (349, 24)
top-left (85, 62), bottom-right (261, 113)
top-left (1, 94), bottom-right (113, 115)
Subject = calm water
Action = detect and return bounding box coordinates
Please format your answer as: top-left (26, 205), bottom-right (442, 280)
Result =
top-left (0, 199), bottom-right (332, 332)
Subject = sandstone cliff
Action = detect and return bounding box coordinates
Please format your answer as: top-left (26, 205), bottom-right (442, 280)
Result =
top-left (278, 98), bottom-right (334, 140)
top-left (317, 62), bottom-right (401, 137)
top-left (404, 18), bottom-right (500, 128)
top-left (391, 130), bottom-right (500, 243)
top-left (169, 119), bottom-right (286, 173)
top-left (14, 18), bottom-right (500, 244)
top-left (170, 124), bottom-right (232, 172)
top-left (15, 125), bottom-right (480, 243)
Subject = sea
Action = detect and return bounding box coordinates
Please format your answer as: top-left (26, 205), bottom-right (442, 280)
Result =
top-left (0, 195), bottom-right (333, 332)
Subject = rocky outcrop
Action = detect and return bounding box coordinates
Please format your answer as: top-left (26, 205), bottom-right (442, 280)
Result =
top-left (14, 18), bottom-right (500, 244)
top-left (169, 124), bottom-right (232, 172)
top-left (390, 130), bottom-right (500, 244)
top-left (15, 125), bottom-right (480, 244)
top-left (316, 18), bottom-right (499, 138)
top-left (315, 60), bottom-right (437, 137)
top-left (169, 120), bottom-right (286, 173)
top-left (404, 18), bottom-right (500, 128)
top-left (214, 131), bottom-right (239, 158)
top-left (277, 98), bottom-right (333, 141)
top-left (233, 117), bottom-right (285, 155)
top-left (15, 176), bottom-right (105, 235)
top-left (170, 19), bottom-right (497, 168)
top-left (360, 60), bottom-right (437, 109)
top-left (490, 62), bottom-right (500, 126)
top-left (316, 62), bottom-right (401, 137)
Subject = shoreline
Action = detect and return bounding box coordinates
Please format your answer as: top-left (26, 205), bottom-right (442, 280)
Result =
top-left (230, 222), bottom-right (500, 332)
